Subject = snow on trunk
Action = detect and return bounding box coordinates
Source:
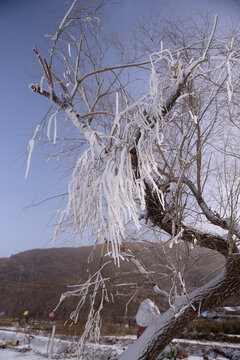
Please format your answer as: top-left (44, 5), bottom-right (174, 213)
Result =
top-left (136, 299), bottom-right (160, 327)
top-left (119, 255), bottom-right (240, 360)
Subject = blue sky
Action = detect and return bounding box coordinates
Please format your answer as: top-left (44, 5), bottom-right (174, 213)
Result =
top-left (1, 0), bottom-right (239, 258)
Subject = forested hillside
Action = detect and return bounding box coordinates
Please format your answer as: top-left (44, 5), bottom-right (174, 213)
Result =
top-left (0, 244), bottom-right (239, 324)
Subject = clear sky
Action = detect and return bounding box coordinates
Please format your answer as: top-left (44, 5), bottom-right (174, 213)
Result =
top-left (1, 0), bottom-right (239, 258)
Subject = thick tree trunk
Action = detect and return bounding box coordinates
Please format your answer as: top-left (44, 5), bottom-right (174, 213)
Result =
top-left (119, 254), bottom-right (240, 360)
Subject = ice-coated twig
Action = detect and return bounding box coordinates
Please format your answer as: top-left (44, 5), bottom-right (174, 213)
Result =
top-left (54, 260), bottom-right (111, 357)
top-left (76, 272), bottom-right (109, 358)
top-left (124, 288), bottom-right (139, 318)
top-left (59, 0), bottom-right (78, 31)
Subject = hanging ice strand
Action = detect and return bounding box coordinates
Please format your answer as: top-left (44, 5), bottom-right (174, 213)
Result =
top-left (25, 124), bottom-right (40, 179)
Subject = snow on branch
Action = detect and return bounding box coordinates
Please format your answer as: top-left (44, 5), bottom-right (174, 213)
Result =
top-left (153, 285), bottom-right (169, 300)
top-left (29, 84), bottom-right (105, 154)
top-left (181, 178), bottom-right (240, 240)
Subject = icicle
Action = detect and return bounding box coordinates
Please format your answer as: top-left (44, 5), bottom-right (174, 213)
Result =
top-left (25, 124), bottom-right (40, 179)
top-left (115, 91), bottom-right (119, 115)
top-left (53, 114), bottom-right (57, 144)
top-left (47, 110), bottom-right (58, 142)
top-left (40, 76), bottom-right (44, 92)
top-left (68, 43), bottom-right (71, 57)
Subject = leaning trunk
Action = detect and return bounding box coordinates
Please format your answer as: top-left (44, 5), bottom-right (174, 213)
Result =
top-left (119, 254), bottom-right (240, 360)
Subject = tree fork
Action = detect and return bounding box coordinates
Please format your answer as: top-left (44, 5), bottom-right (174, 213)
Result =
top-left (144, 182), bottom-right (237, 257)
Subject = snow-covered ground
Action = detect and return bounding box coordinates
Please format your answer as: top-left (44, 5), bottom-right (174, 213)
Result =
top-left (0, 327), bottom-right (240, 359)
top-left (0, 348), bottom-right (49, 359)
top-left (0, 348), bottom-right (218, 360)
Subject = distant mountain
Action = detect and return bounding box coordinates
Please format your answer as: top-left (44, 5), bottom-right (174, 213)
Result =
top-left (0, 244), bottom-right (239, 323)
top-left (0, 246), bottom-right (95, 319)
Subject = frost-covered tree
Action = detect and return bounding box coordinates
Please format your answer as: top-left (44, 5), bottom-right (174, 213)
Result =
top-left (28, 1), bottom-right (240, 359)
